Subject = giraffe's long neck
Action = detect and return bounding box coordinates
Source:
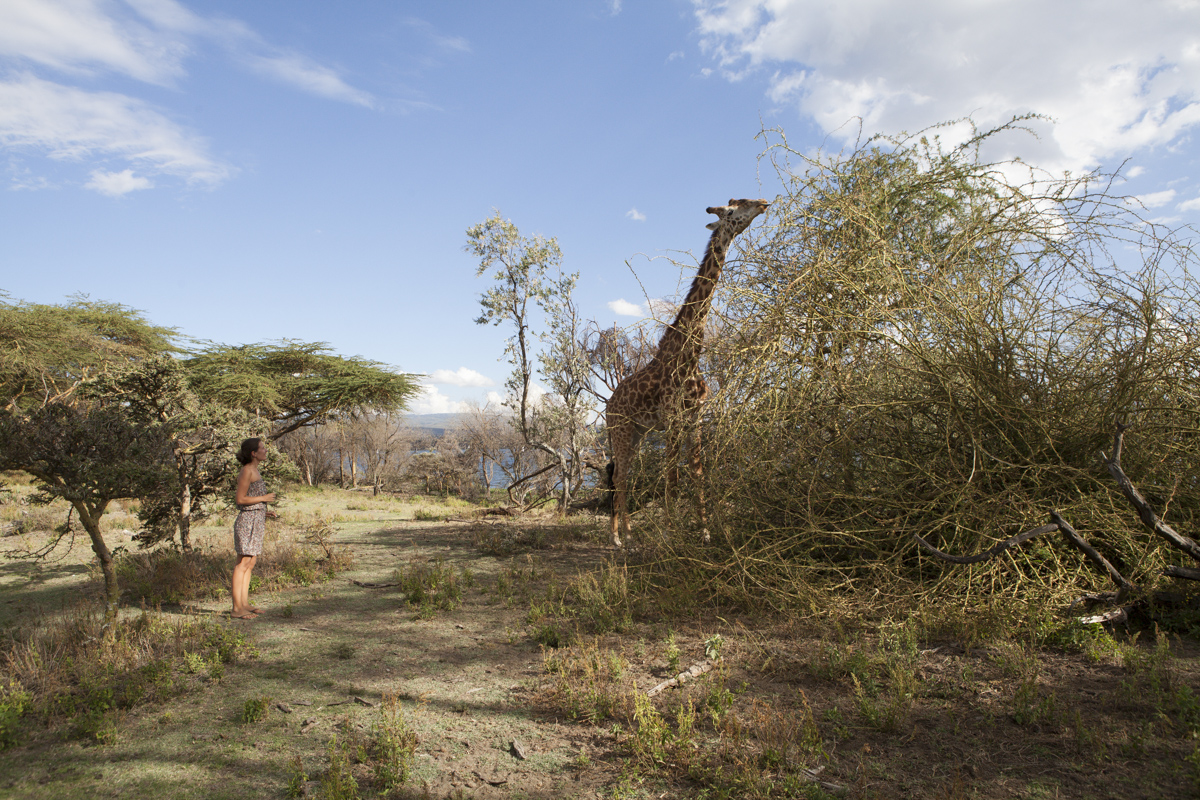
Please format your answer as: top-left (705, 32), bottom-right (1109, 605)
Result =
top-left (655, 229), bottom-right (731, 363)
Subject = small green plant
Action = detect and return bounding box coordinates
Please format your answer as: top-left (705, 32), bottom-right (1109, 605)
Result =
top-left (76, 709), bottom-right (118, 745)
top-left (704, 633), bottom-right (725, 661)
top-left (395, 558), bottom-right (465, 618)
top-left (242, 695), bottom-right (272, 724)
top-left (852, 665), bottom-right (916, 733)
top-left (533, 624), bottom-right (566, 649)
top-left (1012, 678), bottom-right (1059, 728)
top-left (182, 651), bottom-right (205, 674)
top-left (286, 755), bottom-right (309, 799)
top-left (665, 633), bottom-right (681, 674)
top-left (321, 734), bottom-right (360, 799)
top-left (333, 643), bottom-right (356, 660)
top-left (371, 696), bottom-right (419, 792)
top-left (203, 651), bottom-right (224, 681)
top-left (0, 681), bottom-right (30, 750)
top-left (570, 563), bottom-right (633, 634)
top-left (282, 604), bottom-right (294, 618)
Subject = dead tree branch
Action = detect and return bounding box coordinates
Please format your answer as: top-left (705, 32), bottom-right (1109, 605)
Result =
top-left (914, 524), bottom-right (1058, 564)
top-left (917, 516), bottom-right (1132, 596)
top-left (1100, 425), bottom-right (1200, 564)
top-left (1049, 510), bottom-right (1134, 596)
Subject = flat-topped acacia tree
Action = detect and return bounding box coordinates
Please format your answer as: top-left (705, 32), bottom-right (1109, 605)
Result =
top-left (184, 341), bottom-right (421, 440)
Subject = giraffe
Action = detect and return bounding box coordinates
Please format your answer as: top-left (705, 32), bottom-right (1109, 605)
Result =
top-left (605, 198), bottom-right (770, 547)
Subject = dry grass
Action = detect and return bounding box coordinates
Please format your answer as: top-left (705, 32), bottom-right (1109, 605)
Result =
top-left (0, 602), bottom-right (255, 747)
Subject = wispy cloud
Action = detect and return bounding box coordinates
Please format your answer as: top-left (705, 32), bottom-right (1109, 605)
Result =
top-left (692, 0), bottom-right (1200, 175)
top-left (85, 168), bottom-right (153, 196)
top-left (401, 18), bottom-right (471, 54)
top-left (0, 0), bottom-right (190, 84)
top-left (1129, 189), bottom-right (1177, 209)
top-left (0, 0), bottom-right (378, 193)
top-left (429, 367), bottom-right (495, 387)
top-left (626, 207), bottom-right (646, 222)
top-left (0, 74), bottom-right (231, 189)
top-left (244, 52), bottom-right (375, 108)
top-left (608, 299), bottom-right (644, 317)
top-left (1180, 196), bottom-right (1200, 213)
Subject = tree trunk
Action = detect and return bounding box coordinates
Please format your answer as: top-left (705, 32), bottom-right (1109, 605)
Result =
top-left (73, 499), bottom-right (118, 627)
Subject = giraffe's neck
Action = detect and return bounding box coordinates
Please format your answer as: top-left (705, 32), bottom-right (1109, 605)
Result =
top-left (655, 230), bottom-right (731, 363)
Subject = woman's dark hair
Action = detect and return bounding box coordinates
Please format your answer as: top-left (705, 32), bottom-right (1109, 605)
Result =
top-left (236, 438), bottom-right (262, 466)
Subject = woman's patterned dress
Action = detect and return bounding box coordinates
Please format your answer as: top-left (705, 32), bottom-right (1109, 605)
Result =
top-left (233, 478), bottom-right (267, 556)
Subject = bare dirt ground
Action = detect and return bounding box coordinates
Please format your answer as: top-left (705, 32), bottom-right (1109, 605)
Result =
top-left (2, 491), bottom-right (1200, 799)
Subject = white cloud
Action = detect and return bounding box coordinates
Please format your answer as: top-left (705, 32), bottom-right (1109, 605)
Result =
top-left (410, 385), bottom-right (467, 415)
top-left (243, 52), bottom-right (375, 108)
top-left (692, 0), bottom-right (1200, 175)
top-left (1180, 196), bottom-right (1200, 213)
top-left (0, 0), bottom-right (377, 193)
top-left (429, 367), bottom-right (495, 387)
top-left (85, 168), bottom-right (152, 196)
top-left (0, 0), bottom-right (190, 84)
top-left (608, 299), bottom-right (644, 317)
top-left (485, 390), bottom-right (504, 406)
top-left (626, 207), bottom-right (646, 222)
top-left (1129, 189), bottom-right (1177, 209)
top-left (0, 74), bottom-right (231, 185)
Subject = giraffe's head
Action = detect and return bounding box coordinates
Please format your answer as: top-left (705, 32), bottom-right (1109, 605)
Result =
top-left (705, 198), bottom-right (770, 234)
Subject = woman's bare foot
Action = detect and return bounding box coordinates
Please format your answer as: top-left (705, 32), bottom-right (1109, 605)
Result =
top-left (250, 607), bottom-right (266, 614)
top-left (232, 609), bottom-right (257, 620)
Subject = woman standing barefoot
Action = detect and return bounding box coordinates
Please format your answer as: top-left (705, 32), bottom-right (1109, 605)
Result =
top-left (232, 438), bottom-right (277, 619)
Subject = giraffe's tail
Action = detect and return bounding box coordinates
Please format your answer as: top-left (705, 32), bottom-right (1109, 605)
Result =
top-left (603, 460), bottom-right (615, 515)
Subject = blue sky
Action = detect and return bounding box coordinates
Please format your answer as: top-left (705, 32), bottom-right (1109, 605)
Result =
top-left (2, 0), bottom-right (1198, 414)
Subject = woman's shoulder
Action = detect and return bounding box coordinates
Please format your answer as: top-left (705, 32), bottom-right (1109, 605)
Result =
top-left (238, 464), bottom-right (261, 482)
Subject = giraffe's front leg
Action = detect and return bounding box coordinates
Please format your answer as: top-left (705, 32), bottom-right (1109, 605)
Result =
top-left (688, 424), bottom-right (710, 544)
top-left (608, 436), bottom-right (630, 548)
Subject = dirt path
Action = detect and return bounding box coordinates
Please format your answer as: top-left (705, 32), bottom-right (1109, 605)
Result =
top-left (1, 514), bottom-right (622, 799)
top-left (5, 496), bottom-right (1200, 799)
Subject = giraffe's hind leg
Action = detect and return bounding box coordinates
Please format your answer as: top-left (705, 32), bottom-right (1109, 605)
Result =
top-left (607, 423), bottom-right (631, 548)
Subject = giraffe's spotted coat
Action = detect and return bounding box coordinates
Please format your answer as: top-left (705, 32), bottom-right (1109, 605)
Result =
top-left (605, 198), bottom-right (769, 547)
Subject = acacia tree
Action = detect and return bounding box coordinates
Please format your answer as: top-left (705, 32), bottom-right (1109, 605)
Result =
top-left (0, 295), bottom-right (177, 410)
top-left (0, 403), bottom-right (173, 625)
top-left (184, 341), bottom-right (421, 439)
top-left (468, 212), bottom-right (596, 509)
top-left (0, 297), bottom-right (180, 621)
top-left (684, 118), bottom-right (1200, 606)
top-left (87, 355), bottom-right (256, 550)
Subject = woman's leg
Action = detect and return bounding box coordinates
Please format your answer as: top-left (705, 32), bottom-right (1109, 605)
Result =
top-left (232, 554), bottom-right (257, 617)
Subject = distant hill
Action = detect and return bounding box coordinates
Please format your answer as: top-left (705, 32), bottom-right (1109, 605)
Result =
top-left (404, 412), bottom-right (468, 438)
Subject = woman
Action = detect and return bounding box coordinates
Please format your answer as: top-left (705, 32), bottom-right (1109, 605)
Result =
top-left (231, 437), bottom-right (277, 619)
